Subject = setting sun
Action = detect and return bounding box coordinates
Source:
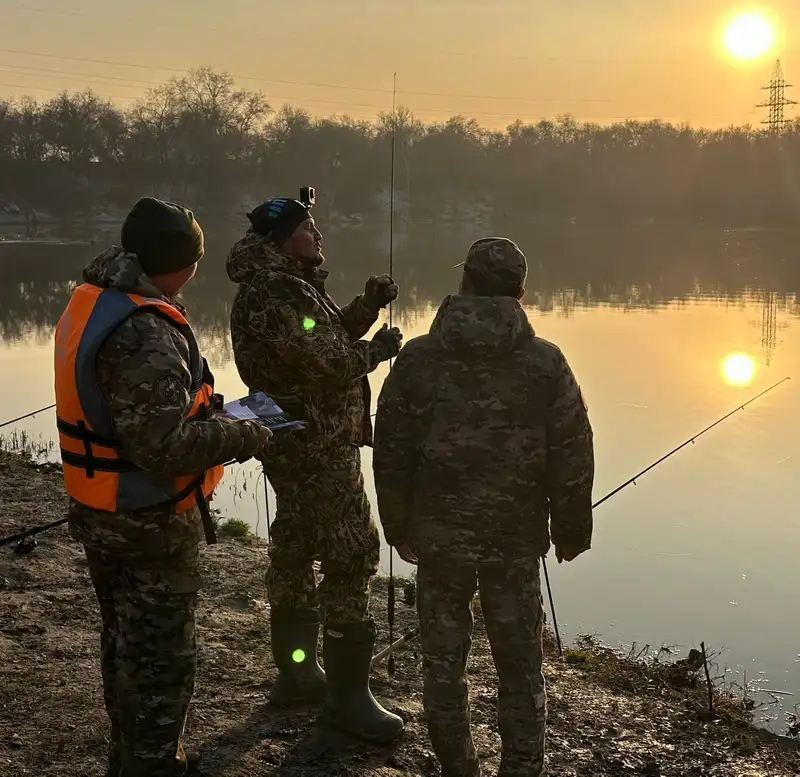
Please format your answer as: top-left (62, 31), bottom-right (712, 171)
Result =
top-left (721, 352), bottom-right (756, 386)
top-left (723, 12), bottom-right (776, 60)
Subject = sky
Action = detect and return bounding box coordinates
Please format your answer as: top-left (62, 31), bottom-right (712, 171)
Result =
top-left (1, 0), bottom-right (799, 129)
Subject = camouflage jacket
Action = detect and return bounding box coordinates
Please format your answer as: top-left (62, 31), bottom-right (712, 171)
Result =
top-left (226, 231), bottom-right (384, 454)
top-left (374, 294), bottom-right (595, 564)
top-left (67, 247), bottom-right (269, 561)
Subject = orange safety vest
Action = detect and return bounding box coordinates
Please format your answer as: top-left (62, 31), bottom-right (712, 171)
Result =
top-left (53, 284), bottom-right (225, 532)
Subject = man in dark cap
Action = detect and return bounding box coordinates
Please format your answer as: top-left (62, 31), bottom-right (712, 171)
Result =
top-left (374, 237), bottom-right (595, 777)
top-left (55, 197), bottom-right (274, 777)
top-left (226, 193), bottom-right (404, 743)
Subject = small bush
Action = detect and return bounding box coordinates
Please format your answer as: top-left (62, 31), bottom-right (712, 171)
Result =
top-left (218, 518), bottom-right (252, 542)
top-left (564, 648), bottom-right (594, 667)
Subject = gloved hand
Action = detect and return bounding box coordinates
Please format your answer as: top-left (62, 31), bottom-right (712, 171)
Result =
top-left (394, 542), bottom-right (418, 565)
top-left (371, 323), bottom-right (403, 361)
top-left (364, 274), bottom-right (399, 310)
top-left (554, 541), bottom-right (590, 564)
top-left (235, 421), bottom-right (273, 464)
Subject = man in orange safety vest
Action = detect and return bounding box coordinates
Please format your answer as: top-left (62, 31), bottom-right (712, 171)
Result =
top-left (54, 197), bottom-right (273, 777)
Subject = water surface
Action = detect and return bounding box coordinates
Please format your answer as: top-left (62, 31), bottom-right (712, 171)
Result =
top-left (2, 223), bottom-right (798, 731)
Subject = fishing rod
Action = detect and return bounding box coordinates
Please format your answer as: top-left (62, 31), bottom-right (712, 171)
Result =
top-left (372, 376), bottom-right (791, 666)
top-left (538, 375), bottom-right (792, 658)
top-left (542, 558), bottom-right (563, 657)
top-left (386, 71), bottom-right (399, 677)
top-left (262, 471), bottom-right (272, 542)
top-left (0, 403), bottom-right (55, 430)
top-left (0, 517), bottom-right (68, 547)
top-left (591, 375), bottom-right (790, 511)
top-left (0, 454), bottom-right (247, 547)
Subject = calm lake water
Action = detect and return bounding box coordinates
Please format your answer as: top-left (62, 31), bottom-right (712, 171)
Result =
top-left (1, 221), bottom-right (799, 732)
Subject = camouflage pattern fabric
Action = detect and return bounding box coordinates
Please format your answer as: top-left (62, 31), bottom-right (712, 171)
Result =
top-left (226, 232), bottom-right (390, 626)
top-left (373, 292), bottom-right (594, 564)
top-left (417, 557), bottom-right (546, 777)
top-left (84, 537), bottom-right (199, 777)
top-left (456, 236), bottom-right (528, 289)
top-left (226, 231), bottom-right (386, 451)
top-left (65, 247), bottom-right (272, 775)
top-left (262, 443), bottom-right (381, 625)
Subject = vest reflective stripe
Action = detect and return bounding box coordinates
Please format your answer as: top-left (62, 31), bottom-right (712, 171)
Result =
top-left (54, 284), bottom-right (224, 514)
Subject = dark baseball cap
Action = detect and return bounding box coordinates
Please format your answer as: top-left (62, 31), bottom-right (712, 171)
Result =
top-left (454, 237), bottom-right (528, 288)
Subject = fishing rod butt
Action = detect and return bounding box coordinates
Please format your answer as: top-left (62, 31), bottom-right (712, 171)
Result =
top-left (371, 626), bottom-right (419, 669)
top-left (542, 556), bottom-right (564, 660)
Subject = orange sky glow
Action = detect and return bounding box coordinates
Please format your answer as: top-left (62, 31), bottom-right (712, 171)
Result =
top-left (0, 0), bottom-right (798, 129)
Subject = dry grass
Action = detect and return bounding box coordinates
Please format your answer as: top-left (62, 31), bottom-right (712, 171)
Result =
top-left (0, 428), bottom-right (54, 460)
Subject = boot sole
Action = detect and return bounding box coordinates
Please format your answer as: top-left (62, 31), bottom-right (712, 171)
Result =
top-left (322, 711), bottom-right (405, 744)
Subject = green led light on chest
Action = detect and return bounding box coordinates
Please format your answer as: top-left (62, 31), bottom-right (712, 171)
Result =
top-left (302, 317), bottom-right (316, 331)
top-left (292, 648), bottom-right (306, 663)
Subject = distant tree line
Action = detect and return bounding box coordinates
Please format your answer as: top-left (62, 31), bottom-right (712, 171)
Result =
top-left (1, 66), bottom-right (800, 225)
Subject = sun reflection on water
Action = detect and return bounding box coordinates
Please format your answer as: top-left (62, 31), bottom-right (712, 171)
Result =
top-left (721, 352), bottom-right (756, 386)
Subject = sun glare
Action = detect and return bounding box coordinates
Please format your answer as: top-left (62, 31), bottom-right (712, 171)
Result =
top-left (723, 12), bottom-right (776, 60)
top-left (721, 353), bottom-right (756, 386)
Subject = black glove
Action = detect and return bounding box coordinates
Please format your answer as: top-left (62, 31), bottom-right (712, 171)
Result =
top-left (371, 323), bottom-right (403, 361)
top-left (364, 274), bottom-right (399, 310)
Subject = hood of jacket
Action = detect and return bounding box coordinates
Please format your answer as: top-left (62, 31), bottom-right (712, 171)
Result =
top-left (430, 294), bottom-right (533, 356)
top-left (225, 229), bottom-right (326, 286)
top-left (82, 245), bottom-right (169, 301)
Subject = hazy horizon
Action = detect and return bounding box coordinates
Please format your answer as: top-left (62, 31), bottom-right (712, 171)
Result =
top-left (2, 0), bottom-right (799, 129)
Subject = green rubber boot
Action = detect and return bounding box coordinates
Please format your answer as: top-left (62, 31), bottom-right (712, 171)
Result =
top-left (322, 621), bottom-right (405, 743)
top-left (269, 608), bottom-right (327, 706)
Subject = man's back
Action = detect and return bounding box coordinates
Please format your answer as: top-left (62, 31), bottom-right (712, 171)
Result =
top-left (374, 292), bottom-right (594, 565)
top-left (375, 237), bottom-right (595, 777)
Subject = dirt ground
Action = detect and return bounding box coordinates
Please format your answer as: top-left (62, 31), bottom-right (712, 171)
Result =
top-left (1, 448), bottom-right (799, 777)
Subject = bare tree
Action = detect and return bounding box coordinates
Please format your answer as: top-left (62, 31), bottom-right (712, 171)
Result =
top-left (0, 68), bottom-right (799, 225)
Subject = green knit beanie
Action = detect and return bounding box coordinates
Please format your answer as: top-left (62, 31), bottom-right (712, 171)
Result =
top-left (121, 197), bottom-right (204, 276)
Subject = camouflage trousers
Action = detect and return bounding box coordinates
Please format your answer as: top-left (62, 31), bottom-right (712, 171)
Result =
top-left (263, 443), bottom-right (381, 625)
top-left (417, 556), bottom-right (547, 777)
top-left (83, 545), bottom-right (200, 777)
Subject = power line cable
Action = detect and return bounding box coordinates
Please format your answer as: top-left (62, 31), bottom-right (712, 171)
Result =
top-left (8, 3), bottom-right (800, 65)
top-left (0, 47), bottom-right (759, 106)
top-left (0, 63), bottom-right (159, 88)
top-left (0, 60), bottom-right (663, 105)
top-left (0, 81), bottom-right (137, 101)
top-left (0, 75), bottom-right (743, 123)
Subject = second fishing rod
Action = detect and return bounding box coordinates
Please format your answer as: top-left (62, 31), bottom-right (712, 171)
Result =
top-left (385, 71), bottom-right (399, 676)
top-left (372, 375), bottom-right (791, 667)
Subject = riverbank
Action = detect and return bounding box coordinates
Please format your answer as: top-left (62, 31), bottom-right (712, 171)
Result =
top-left (1, 447), bottom-right (798, 776)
